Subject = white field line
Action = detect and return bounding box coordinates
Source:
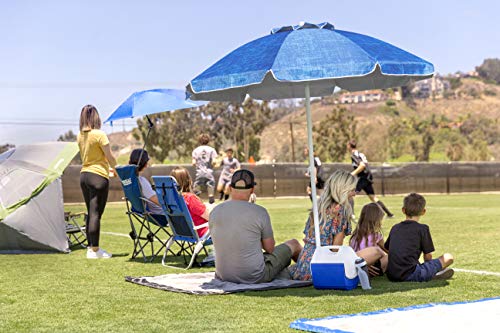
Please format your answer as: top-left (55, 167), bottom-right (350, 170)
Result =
top-left (102, 231), bottom-right (129, 238)
top-left (454, 268), bottom-right (500, 277)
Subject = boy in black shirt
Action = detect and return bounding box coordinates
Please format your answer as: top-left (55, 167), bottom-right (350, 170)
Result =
top-left (385, 193), bottom-right (454, 282)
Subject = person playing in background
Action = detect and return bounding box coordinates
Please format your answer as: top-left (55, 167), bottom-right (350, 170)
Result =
top-left (385, 193), bottom-right (454, 282)
top-left (128, 148), bottom-right (163, 215)
top-left (304, 147), bottom-right (325, 202)
top-left (349, 202), bottom-right (388, 276)
top-left (217, 147), bottom-right (240, 201)
top-left (290, 170), bottom-right (387, 281)
top-left (77, 105), bottom-right (117, 259)
top-left (192, 133), bottom-right (218, 204)
top-left (348, 139), bottom-right (394, 218)
top-left (170, 166), bottom-right (210, 238)
top-left (209, 169), bottom-right (302, 283)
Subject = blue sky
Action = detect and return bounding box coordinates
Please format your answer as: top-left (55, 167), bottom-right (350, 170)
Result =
top-left (1, 0), bottom-right (499, 145)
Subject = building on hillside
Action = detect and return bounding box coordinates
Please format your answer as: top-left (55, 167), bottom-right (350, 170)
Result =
top-left (340, 89), bottom-right (387, 104)
top-left (454, 70), bottom-right (479, 78)
top-left (412, 76), bottom-right (450, 99)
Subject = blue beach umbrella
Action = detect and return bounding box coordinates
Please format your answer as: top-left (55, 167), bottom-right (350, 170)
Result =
top-left (104, 88), bottom-right (207, 124)
top-left (187, 22), bottom-right (434, 248)
top-left (104, 89), bottom-right (207, 165)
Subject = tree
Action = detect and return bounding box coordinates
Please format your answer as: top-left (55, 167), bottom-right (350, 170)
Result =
top-left (313, 106), bottom-right (357, 162)
top-left (206, 98), bottom-right (272, 161)
top-left (410, 118), bottom-right (436, 162)
top-left (0, 143), bottom-right (15, 154)
top-left (476, 58), bottom-right (500, 84)
top-left (57, 130), bottom-right (77, 142)
top-left (387, 117), bottom-right (437, 161)
top-left (134, 107), bottom-right (206, 163)
top-left (460, 115), bottom-right (500, 145)
top-left (464, 130), bottom-right (490, 161)
top-left (133, 98), bottom-right (273, 162)
top-left (387, 119), bottom-right (412, 159)
top-left (57, 129), bottom-right (81, 164)
top-left (435, 128), bottom-right (467, 161)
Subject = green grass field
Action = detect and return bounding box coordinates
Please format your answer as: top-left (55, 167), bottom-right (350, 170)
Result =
top-left (1, 194), bottom-right (499, 332)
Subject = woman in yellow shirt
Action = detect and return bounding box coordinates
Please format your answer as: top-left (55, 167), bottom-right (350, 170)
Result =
top-left (77, 105), bottom-right (117, 259)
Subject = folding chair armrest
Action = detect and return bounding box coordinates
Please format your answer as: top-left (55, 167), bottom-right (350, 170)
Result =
top-left (200, 229), bottom-right (211, 241)
top-left (69, 211), bottom-right (86, 217)
top-left (193, 222), bottom-right (209, 230)
top-left (140, 196), bottom-right (162, 209)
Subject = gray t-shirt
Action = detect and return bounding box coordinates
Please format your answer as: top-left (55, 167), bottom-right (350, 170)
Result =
top-left (139, 176), bottom-right (163, 215)
top-left (209, 200), bottom-right (273, 283)
top-left (192, 145), bottom-right (218, 178)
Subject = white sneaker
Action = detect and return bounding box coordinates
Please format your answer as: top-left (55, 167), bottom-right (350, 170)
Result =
top-left (86, 248), bottom-right (112, 259)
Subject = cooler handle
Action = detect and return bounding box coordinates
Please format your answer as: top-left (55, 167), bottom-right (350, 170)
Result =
top-left (322, 245), bottom-right (342, 252)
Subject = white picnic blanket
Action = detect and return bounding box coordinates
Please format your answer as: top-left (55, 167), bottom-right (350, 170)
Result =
top-left (290, 297), bottom-right (500, 333)
top-left (126, 272), bottom-right (312, 295)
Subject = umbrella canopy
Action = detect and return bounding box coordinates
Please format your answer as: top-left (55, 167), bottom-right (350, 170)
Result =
top-left (104, 88), bottom-right (208, 124)
top-left (187, 22), bottom-right (433, 102)
top-left (186, 22), bottom-right (434, 248)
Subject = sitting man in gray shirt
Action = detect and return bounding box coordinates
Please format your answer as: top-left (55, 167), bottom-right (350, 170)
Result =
top-left (209, 169), bottom-right (302, 284)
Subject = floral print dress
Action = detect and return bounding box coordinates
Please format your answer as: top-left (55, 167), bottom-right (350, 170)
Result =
top-left (289, 204), bottom-right (352, 281)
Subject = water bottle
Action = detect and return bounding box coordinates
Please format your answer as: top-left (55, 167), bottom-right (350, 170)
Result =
top-left (355, 258), bottom-right (372, 290)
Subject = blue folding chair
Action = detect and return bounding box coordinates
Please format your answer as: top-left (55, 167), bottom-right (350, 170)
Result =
top-left (152, 176), bottom-right (212, 269)
top-left (116, 165), bottom-right (174, 262)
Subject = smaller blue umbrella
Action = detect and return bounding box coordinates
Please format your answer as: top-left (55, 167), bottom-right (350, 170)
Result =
top-left (104, 88), bottom-right (207, 124)
top-left (104, 89), bottom-right (207, 163)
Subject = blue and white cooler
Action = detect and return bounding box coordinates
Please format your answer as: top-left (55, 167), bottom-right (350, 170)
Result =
top-left (311, 245), bottom-right (360, 290)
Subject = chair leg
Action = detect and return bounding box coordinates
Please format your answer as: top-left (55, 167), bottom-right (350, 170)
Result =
top-left (186, 241), bottom-right (205, 269)
top-left (132, 220), bottom-right (149, 262)
top-left (161, 237), bottom-right (175, 267)
top-left (148, 225), bottom-right (171, 260)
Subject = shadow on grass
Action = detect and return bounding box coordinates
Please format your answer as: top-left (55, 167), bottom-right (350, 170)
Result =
top-left (125, 249), bottom-right (215, 269)
top-left (68, 246), bottom-right (87, 252)
top-left (126, 254), bottom-right (200, 269)
top-left (238, 277), bottom-right (452, 298)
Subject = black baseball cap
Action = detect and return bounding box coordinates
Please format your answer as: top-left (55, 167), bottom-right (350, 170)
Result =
top-left (230, 169), bottom-right (257, 189)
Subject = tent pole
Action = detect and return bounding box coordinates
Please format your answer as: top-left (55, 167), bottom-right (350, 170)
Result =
top-left (305, 84), bottom-right (321, 247)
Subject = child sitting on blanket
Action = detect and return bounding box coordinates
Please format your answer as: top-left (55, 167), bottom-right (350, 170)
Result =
top-left (384, 193), bottom-right (454, 282)
top-left (349, 202), bottom-right (388, 276)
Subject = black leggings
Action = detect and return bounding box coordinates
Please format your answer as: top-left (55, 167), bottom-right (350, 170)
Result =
top-left (80, 172), bottom-right (109, 247)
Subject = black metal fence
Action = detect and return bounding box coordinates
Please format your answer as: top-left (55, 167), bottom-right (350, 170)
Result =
top-left (62, 162), bottom-right (500, 203)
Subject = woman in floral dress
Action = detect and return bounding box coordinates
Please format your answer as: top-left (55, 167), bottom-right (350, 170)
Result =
top-left (290, 169), bottom-right (386, 281)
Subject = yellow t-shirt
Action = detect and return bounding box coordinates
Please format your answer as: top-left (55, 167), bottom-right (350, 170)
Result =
top-left (77, 129), bottom-right (110, 179)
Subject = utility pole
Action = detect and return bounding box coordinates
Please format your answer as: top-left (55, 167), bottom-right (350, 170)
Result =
top-left (289, 122), bottom-right (296, 162)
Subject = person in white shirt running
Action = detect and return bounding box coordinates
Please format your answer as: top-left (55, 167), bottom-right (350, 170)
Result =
top-left (192, 133), bottom-right (218, 204)
top-left (348, 139), bottom-right (394, 218)
top-left (217, 147), bottom-right (241, 201)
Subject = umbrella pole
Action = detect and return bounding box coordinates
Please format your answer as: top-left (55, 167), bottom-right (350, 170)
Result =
top-left (305, 83), bottom-right (321, 247)
top-left (137, 115), bottom-right (154, 166)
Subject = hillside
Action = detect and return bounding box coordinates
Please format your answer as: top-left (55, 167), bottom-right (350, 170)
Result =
top-left (260, 78), bottom-right (500, 162)
top-left (105, 79), bottom-right (500, 164)
top-left (107, 131), bottom-right (143, 164)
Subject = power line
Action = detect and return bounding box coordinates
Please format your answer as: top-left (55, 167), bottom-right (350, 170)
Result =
top-left (0, 121), bottom-right (77, 126)
top-left (0, 120), bottom-right (137, 126)
top-left (0, 81), bottom-right (187, 89)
